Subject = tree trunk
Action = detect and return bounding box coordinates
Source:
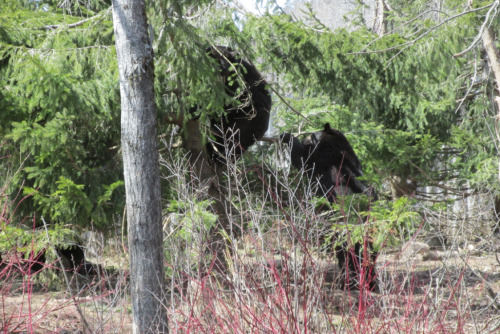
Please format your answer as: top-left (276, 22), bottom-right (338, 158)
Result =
top-left (112, 0), bottom-right (167, 333)
top-left (482, 28), bottom-right (500, 176)
top-left (374, 0), bottom-right (386, 36)
top-left (481, 28), bottom-right (500, 235)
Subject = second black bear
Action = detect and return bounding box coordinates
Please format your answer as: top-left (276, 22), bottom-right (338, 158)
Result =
top-left (281, 123), bottom-right (378, 290)
top-left (205, 46), bottom-right (272, 164)
top-left (281, 123), bottom-right (375, 200)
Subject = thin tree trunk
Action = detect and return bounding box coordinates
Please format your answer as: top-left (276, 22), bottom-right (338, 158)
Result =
top-left (374, 0), bottom-right (386, 36)
top-left (112, 0), bottom-right (167, 332)
top-left (482, 28), bottom-right (500, 234)
top-left (482, 28), bottom-right (500, 126)
top-left (481, 29), bottom-right (500, 171)
top-left (482, 29), bottom-right (500, 93)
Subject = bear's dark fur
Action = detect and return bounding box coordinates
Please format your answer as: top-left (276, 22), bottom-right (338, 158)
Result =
top-left (282, 123), bottom-right (375, 200)
top-left (281, 123), bottom-right (378, 290)
top-left (22, 244), bottom-right (100, 275)
top-left (205, 46), bottom-right (271, 164)
top-left (56, 245), bottom-right (85, 270)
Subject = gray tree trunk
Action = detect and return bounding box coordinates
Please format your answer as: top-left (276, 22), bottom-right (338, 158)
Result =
top-left (482, 28), bottom-right (500, 175)
top-left (374, 0), bottom-right (386, 36)
top-left (112, 0), bottom-right (167, 332)
top-left (482, 28), bottom-right (500, 234)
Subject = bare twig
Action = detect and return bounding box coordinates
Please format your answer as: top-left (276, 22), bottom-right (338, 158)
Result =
top-left (269, 86), bottom-right (313, 124)
top-left (40, 7), bottom-right (112, 30)
top-left (42, 17), bottom-right (94, 30)
top-left (348, 3), bottom-right (496, 56)
top-left (407, 160), bottom-right (476, 197)
top-left (257, 136), bottom-right (278, 143)
top-left (360, 9), bottom-right (450, 53)
top-left (464, 262), bottom-right (500, 310)
top-left (453, 1), bottom-right (500, 58)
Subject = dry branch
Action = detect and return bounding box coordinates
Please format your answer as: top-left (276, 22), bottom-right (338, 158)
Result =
top-left (40, 7), bottom-right (111, 30)
top-left (349, 3), bottom-right (496, 56)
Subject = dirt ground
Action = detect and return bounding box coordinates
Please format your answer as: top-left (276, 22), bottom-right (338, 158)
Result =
top-left (1, 243), bottom-right (499, 333)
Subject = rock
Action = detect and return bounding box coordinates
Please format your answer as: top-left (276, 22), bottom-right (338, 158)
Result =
top-left (426, 235), bottom-right (447, 247)
top-left (398, 241), bottom-right (430, 260)
top-left (422, 251), bottom-right (442, 261)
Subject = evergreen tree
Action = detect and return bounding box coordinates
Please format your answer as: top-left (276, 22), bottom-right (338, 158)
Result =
top-left (1, 0), bottom-right (123, 229)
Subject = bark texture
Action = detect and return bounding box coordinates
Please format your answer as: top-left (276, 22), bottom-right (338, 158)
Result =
top-left (112, 0), bottom-right (167, 332)
top-left (374, 0), bottom-right (386, 36)
top-left (482, 28), bottom-right (500, 134)
top-left (482, 28), bottom-right (500, 234)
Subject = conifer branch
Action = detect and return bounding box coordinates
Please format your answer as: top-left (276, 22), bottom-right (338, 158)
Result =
top-left (40, 6), bottom-right (111, 30)
top-left (348, 3), bottom-right (496, 56)
top-left (7, 44), bottom-right (111, 53)
top-left (42, 17), bottom-right (93, 30)
top-left (269, 86), bottom-right (313, 124)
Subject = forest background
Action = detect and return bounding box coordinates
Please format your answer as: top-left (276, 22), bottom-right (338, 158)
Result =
top-left (1, 0), bottom-right (500, 333)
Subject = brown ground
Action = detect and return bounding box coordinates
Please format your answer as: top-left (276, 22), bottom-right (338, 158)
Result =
top-left (1, 244), bottom-right (499, 333)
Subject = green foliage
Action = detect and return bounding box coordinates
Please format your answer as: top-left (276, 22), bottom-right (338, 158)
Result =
top-left (0, 214), bottom-right (81, 288)
top-left (0, 2), bottom-right (123, 228)
top-left (166, 199), bottom-right (218, 243)
top-left (1, 0), bottom-right (499, 240)
top-left (243, 5), bottom-right (498, 199)
top-left (245, 16), bottom-right (463, 135)
top-left (23, 177), bottom-right (92, 223)
top-left (245, 14), bottom-right (468, 136)
top-left (0, 218), bottom-right (79, 255)
top-left (328, 196), bottom-right (421, 251)
top-left (152, 1), bottom-right (258, 129)
top-left (366, 197), bottom-right (422, 250)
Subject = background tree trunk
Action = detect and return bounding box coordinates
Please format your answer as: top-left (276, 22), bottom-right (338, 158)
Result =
top-left (374, 0), bottom-right (386, 36)
top-left (482, 28), bottom-right (500, 177)
top-left (112, 0), bottom-right (167, 332)
top-left (482, 28), bottom-right (500, 235)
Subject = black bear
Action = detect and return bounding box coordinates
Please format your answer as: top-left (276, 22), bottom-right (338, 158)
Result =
top-left (281, 123), bottom-right (378, 290)
top-left (56, 245), bottom-right (85, 271)
top-left (22, 244), bottom-right (99, 275)
top-left (204, 46), bottom-right (272, 164)
top-left (281, 123), bottom-right (375, 200)
top-left (22, 248), bottom-right (46, 274)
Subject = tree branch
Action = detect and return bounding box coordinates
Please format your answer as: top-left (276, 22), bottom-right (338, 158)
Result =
top-left (40, 7), bottom-right (111, 30)
top-left (269, 86), bottom-right (313, 125)
top-left (453, 1), bottom-right (499, 58)
top-left (348, 3), bottom-right (495, 56)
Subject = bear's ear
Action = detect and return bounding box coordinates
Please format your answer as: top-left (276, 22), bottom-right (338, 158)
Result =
top-left (207, 45), bottom-right (231, 58)
top-left (225, 48), bottom-right (237, 59)
top-left (206, 45), bottom-right (218, 56)
top-left (324, 123), bottom-right (332, 132)
top-left (280, 133), bottom-right (292, 143)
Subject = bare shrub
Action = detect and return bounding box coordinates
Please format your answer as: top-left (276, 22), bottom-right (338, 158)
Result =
top-left (159, 133), bottom-right (500, 333)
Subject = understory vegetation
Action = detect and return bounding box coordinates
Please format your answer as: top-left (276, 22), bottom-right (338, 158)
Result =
top-left (1, 0), bottom-right (499, 332)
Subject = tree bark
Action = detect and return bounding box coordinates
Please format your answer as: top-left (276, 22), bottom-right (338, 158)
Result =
top-left (374, 0), bottom-right (386, 36)
top-left (482, 29), bottom-right (500, 95)
top-left (112, 0), bottom-right (167, 332)
top-left (482, 28), bottom-right (500, 133)
top-left (481, 28), bottom-right (500, 234)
